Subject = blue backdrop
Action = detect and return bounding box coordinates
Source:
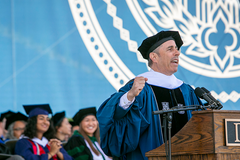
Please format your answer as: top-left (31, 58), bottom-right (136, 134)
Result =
top-left (0, 0), bottom-right (240, 118)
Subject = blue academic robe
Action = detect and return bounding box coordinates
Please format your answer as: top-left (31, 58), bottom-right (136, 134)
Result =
top-left (97, 82), bottom-right (202, 160)
top-left (14, 138), bottom-right (73, 160)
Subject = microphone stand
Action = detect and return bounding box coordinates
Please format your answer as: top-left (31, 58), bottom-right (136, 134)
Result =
top-left (153, 104), bottom-right (219, 160)
top-left (162, 112), bottom-right (172, 160)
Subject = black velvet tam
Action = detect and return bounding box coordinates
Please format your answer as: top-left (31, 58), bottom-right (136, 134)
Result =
top-left (52, 111), bottom-right (65, 127)
top-left (73, 107), bottom-right (96, 126)
top-left (0, 110), bottom-right (15, 122)
top-left (5, 112), bottom-right (28, 129)
top-left (138, 30), bottom-right (183, 59)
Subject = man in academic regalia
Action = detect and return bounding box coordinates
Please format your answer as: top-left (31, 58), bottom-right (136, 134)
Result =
top-left (97, 30), bottom-right (203, 160)
top-left (5, 112), bottom-right (27, 140)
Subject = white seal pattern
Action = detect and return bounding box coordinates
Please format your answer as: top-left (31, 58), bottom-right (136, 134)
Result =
top-left (128, 0), bottom-right (240, 78)
top-left (68, 0), bottom-right (240, 104)
top-left (68, 0), bottom-right (135, 90)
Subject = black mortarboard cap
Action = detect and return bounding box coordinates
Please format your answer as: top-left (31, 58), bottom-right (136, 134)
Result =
top-left (5, 112), bottom-right (28, 129)
top-left (52, 111), bottom-right (65, 127)
top-left (138, 30), bottom-right (183, 59)
top-left (73, 107), bottom-right (97, 126)
top-left (0, 110), bottom-right (15, 122)
top-left (23, 104), bottom-right (52, 118)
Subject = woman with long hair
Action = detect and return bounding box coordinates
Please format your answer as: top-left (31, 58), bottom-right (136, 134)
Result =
top-left (64, 107), bottom-right (112, 160)
top-left (14, 104), bottom-right (73, 160)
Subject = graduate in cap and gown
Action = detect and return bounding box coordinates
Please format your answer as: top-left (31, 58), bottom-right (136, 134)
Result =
top-left (51, 111), bottom-right (72, 142)
top-left (5, 112), bottom-right (27, 140)
top-left (14, 104), bottom-right (74, 160)
top-left (97, 30), bottom-right (204, 160)
top-left (0, 110), bottom-right (15, 141)
top-left (0, 111), bottom-right (12, 154)
top-left (64, 107), bottom-right (112, 160)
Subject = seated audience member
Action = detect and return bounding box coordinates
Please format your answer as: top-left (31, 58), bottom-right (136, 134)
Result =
top-left (64, 107), bottom-right (112, 160)
top-left (69, 120), bottom-right (79, 136)
top-left (5, 112), bottom-right (27, 140)
top-left (0, 111), bottom-right (15, 141)
top-left (52, 111), bottom-right (72, 142)
top-left (0, 118), bottom-right (24, 160)
top-left (14, 104), bottom-right (74, 160)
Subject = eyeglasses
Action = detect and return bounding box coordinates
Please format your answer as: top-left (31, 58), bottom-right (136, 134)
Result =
top-left (13, 128), bottom-right (25, 131)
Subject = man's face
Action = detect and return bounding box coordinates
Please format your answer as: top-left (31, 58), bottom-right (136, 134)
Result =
top-left (13, 121), bottom-right (26, 139)
top-left (153, 40), bottom-right (180, 75)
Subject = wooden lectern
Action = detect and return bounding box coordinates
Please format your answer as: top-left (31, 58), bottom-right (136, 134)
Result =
top-left (146, 110), bottom-right (240, 160)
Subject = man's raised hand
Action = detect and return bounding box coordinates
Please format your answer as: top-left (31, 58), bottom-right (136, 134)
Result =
top-left (127, 76), bottom-right (148, 101)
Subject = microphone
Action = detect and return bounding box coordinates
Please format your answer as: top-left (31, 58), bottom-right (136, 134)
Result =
top-left (201, 87), bottom-right (223, 110)
top-left (194, 87), bottom-right (218, 109)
